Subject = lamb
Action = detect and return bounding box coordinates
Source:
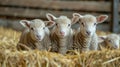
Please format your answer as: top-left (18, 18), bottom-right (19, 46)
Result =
top-left (17, 19), bottom-right (55, 51)
top-left (72, 13), bottom-right (108, 53)
top-left (98, 34), bottom-right (120, 50)
top-left (46, 13), bottom-right (76, 54)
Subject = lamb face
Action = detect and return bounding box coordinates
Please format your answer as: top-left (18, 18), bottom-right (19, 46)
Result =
top-left (46, 13), bottom-right (74, 38)
top-left (78, 15), bottom-right (97, 37)
top-left (105, 34), bottom-right (120, 49)
top-left (72, 13), bottom-right (108, 37)
top-left (20, 19), bottom-right (54, 41)
top-left (54, 16), bottom-right (72, 37)
top-left (98, 34), bottom-right (120, 50)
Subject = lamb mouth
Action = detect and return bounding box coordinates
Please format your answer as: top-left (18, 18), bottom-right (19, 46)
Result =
top-left (36, 37), bottom-right (42, 41)
top-left (38, 38), bottom-right (42, 41)
top-left (59, 34), bottom-right (66, 38)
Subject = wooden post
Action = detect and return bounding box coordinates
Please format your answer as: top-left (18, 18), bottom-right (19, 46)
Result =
top-left (111, 0), bottom-right (119, 33)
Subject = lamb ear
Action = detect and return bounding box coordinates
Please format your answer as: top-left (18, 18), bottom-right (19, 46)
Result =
top-left (46, 13), bottom-right (57, 21)
top-left (20, 20), bottom-right (31, 28)
top-left (97, 15), bottom-right (108, 23)
top-left (71, 13), bottom-right (83, 25)
top-left (45, 21), bottom-right (55, 28)
top-left (98, 36), bottom-right (107, 43)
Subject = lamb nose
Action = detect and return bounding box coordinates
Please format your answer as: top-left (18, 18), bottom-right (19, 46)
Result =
top-left (37, 35), bottom-right (41, 39)
top-left (114, 45), bottom-right (118, 49)
top-left (60, 31), bottom-right (65, 35)
top-left (86, 31), bottom-right (91, 35)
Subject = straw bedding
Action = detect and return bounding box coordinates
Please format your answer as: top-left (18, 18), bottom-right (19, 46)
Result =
top-left (0, 27), bottom-right (120, 67)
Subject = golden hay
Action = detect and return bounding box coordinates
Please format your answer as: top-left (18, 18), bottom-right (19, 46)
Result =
top-left (96, 30), bottom-right (111, 36)
top-left (0, 27), bottom-right (120, 67)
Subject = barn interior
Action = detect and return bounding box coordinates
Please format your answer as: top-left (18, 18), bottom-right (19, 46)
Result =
top-left (0, 0), bottom-right (120, 67)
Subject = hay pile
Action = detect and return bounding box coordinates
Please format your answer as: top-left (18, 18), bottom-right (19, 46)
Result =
top-left (0, 27), bottom-right (120, 67)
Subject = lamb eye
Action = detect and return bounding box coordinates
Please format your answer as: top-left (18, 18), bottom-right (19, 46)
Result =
top-left (94, 23), bottom-right (97, 26)
top-left (68, 24), bottom-right (71, 27)
top-left (108, 40), bottom-right (111, 42)
top-left (31, 27), bottom-right (34, 30)
top-left (56, 23), bottom-right (57, 26)
top-left (81, 22), bottom-right (84, 26)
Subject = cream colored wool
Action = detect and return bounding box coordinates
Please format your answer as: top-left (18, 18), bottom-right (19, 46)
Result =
top-left (98, 34), bottom-right (120, 50)
top-left (46, 13), bottom-right (75, 54)
top-left (72, 13), bottom-right (108, 53)
top-left (17, 19), bottom-right (54, 51)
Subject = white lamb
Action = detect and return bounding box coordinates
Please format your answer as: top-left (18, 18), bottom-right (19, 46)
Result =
top-left (72, 13), bottom-right (108, 53)
top-left (46, 13), bottom-right (76, 54)
top-left (17, 19), bottom-right (55, 51)
top-left (98, 34), bottom-right (120, 50)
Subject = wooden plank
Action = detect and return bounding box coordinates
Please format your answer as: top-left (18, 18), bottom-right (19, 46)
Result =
top-left (0, 7), bottom-right (118, 22)
top-left (111, 0), bottom-right (119, 33)
top-left (0, 7), bottom-right (74, 18)
top-left (0, 0), bottom-right (120, 12)
top-left (0, 18), bottom-right (112, 31)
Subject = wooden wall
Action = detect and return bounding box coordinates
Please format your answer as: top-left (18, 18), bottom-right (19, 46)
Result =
top-left (0, 0), bottom-right (119, 32)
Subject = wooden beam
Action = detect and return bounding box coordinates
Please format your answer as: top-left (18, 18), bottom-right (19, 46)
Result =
top-left (0, 7), bottom-right (74, 18)
top-left (0, 7), bottom-right (118, 22)
top-left (111, 0), bottom-right (119, 33)
top-left (0, 0), bottom-right (120, 12)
